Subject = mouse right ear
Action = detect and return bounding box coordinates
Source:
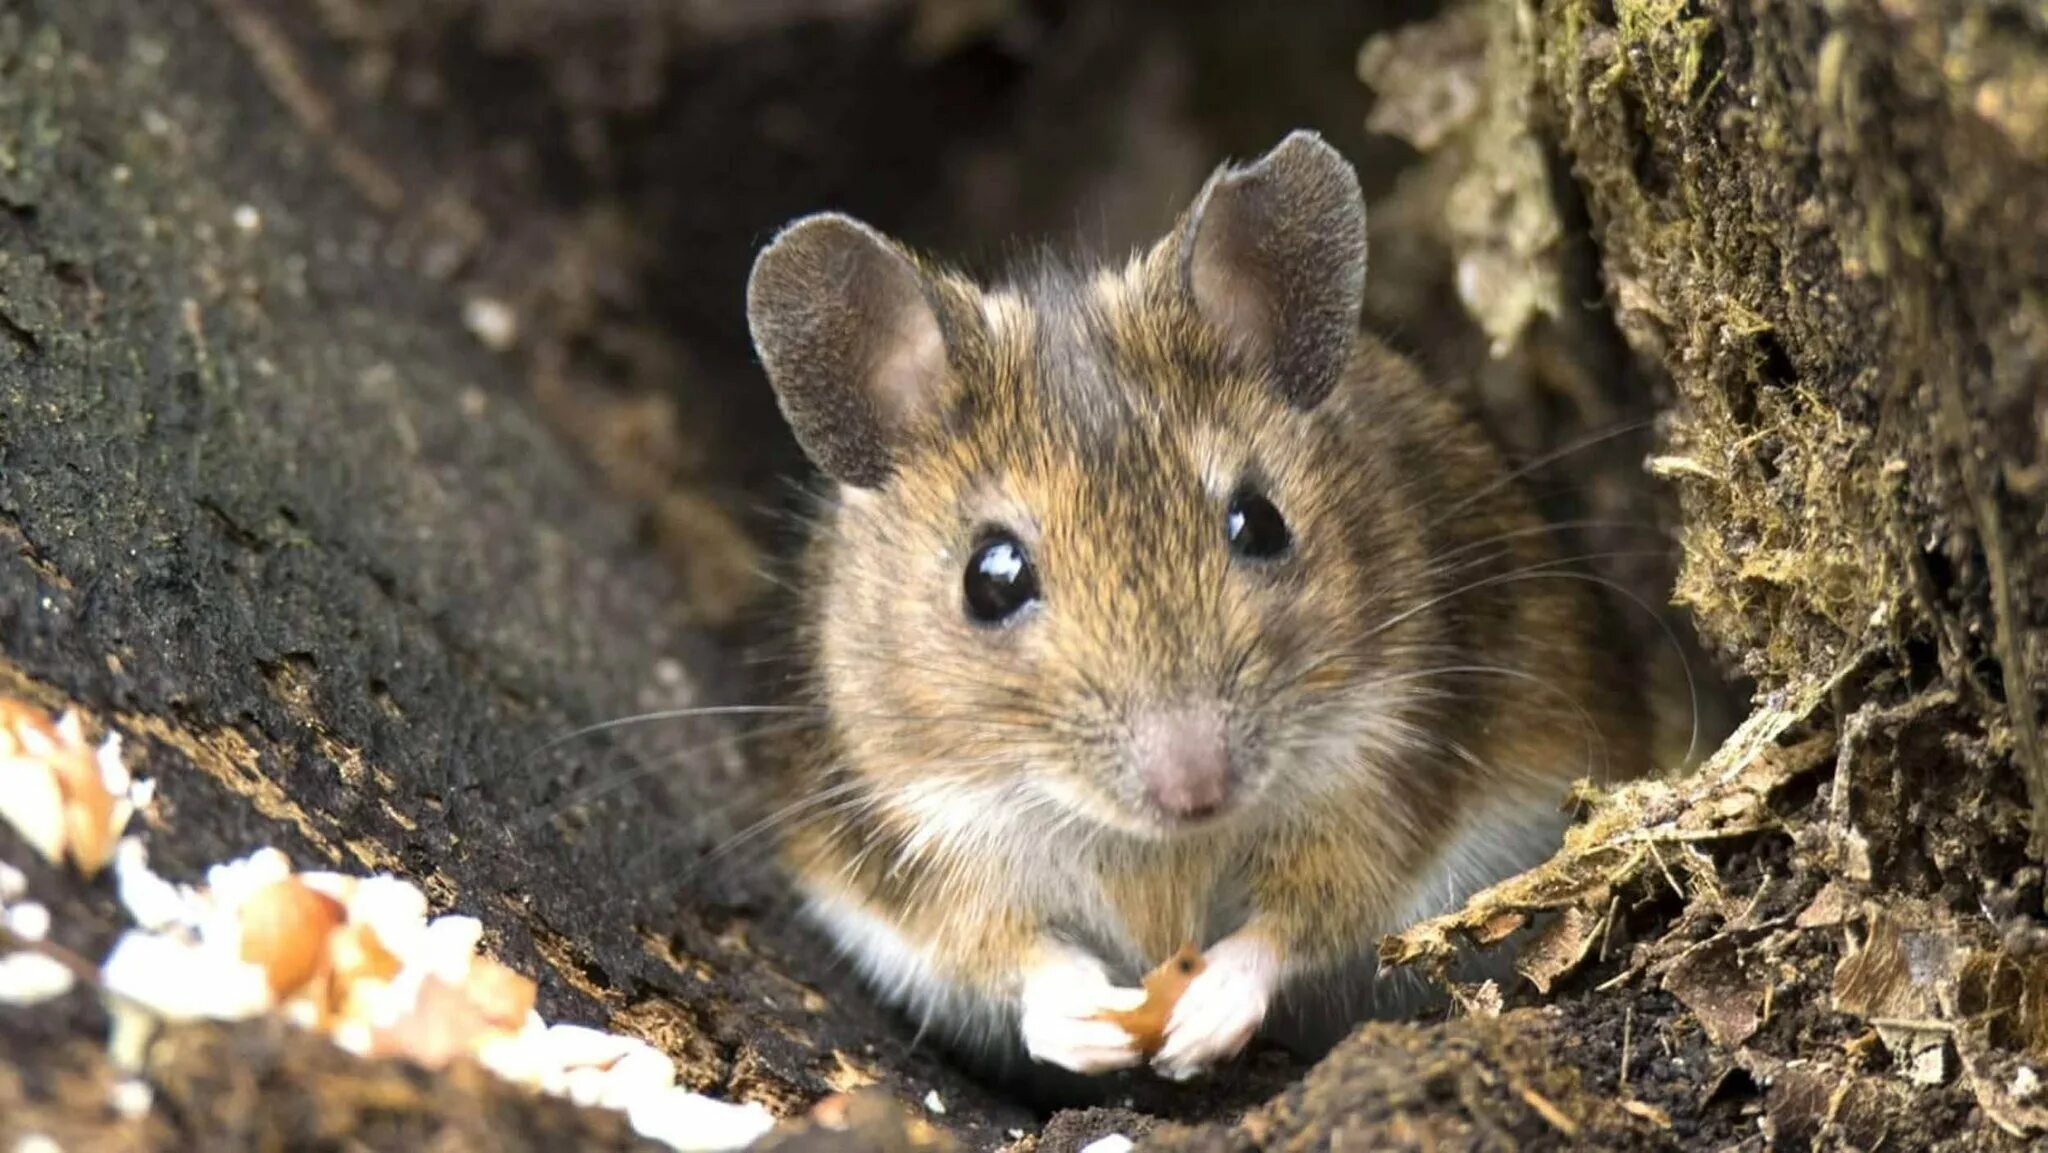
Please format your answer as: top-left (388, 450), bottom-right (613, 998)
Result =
top-left (746, 214), bottom-right (949, 489)
top-left (1175, 130), bottom-right (1367, 411)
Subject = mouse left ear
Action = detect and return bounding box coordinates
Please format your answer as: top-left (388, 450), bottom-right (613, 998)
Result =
top-left (746, 213), bottom-right (950, 489)
top-left (1174, 130), bottom-right (1367, 410)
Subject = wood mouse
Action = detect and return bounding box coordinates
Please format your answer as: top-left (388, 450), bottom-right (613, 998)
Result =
top-left (743, 131), bottom-right (1651, 1084)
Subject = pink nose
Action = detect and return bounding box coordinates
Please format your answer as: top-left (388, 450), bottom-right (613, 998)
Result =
top-left (1131, 708), bottom-right (1233, 820)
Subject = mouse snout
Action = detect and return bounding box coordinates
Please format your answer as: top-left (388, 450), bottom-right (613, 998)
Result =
top-left (1130, 707), bottom-right (1233, 822)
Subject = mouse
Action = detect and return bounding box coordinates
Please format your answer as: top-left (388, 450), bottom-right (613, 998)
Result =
top-left (741, 130), bottom-right (1651, 1086)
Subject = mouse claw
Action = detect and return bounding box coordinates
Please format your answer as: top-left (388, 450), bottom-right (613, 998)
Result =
top-left (1019, 948), bottom-right (1147, 1075)
top-left (1149, 934), bottom-right (1278, 1080)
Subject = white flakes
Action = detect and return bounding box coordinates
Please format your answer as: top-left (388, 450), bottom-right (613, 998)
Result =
top-left (114, 838), bottom-right (192, 933)
top-left (922, 1089), bottom-right (946, 1115)
top-left (606, 1043), bottom-right (680, 1103)
top-left (540, 1022), bottom-right (641, 1070)
top-left (476, 1029), bottom-right (550, 1085)
top-left (564, 1064), bottom-right (613, 1108)
top-left (106, 1000), bottom-right (159, 1072)
top-left (109, 1077), bottom-right (154, 1119)
top-left (13, 1135), bottom-right (63, 1153)
top-left (233, 204), bottom-right (263, 234)
top-left (0, 950), bottom-right (76, 1004)
top-left (332, 1021), bottom-right (374, 1057)
top-left (0, 861), bottom-right (24, 902)
top-left (295, 870), bottom-right (359, 903)
top-left (204, 848), bottom-right (294, 913)
top-left (96, 729), bottom-right (132, 797)
top-left (1078, 1136), bottom-right (1135, 1153)
top-left (462, 297), bottom-right (519, 352)
top-left (2013, 1064), bottom-right (2041, 1101)
top-left (99, 930), bottom-right (271, 1022)
top-left (282, 997), bottom-right (325, 1030)
top-left (414, 915), bottom-right (485, 982)
top-left (4, 900), bottom-right (51, 941)
top-left (626, 1090), bottom-right (776, 1152)
top-left (0, 754), bottom-right (67, 865)
top-left (0, 709), bottom-right (143, 877)
top-left (347, 875), bottom-right (430, 957)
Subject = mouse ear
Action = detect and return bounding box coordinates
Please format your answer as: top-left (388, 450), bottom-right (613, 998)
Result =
top-left (746, 213), bottom-right (949, 489)
top-left (1176, 130), bottom-right (1366, 410)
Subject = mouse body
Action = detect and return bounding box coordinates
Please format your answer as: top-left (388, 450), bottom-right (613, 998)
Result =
top-left (744, 131), bottom-right (1650, 1083)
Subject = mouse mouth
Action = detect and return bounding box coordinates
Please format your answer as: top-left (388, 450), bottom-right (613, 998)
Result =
top-left (1139, 800), bottom-right (1242, 834)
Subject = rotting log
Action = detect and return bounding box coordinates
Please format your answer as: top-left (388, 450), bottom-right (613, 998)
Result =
top-left (6, 0), bottom-right (2048, 1151)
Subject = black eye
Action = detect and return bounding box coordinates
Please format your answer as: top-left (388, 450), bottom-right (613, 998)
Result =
top-left (964, 532), bottom-right (1040, 623)
top-left (1226, 488), bottom-right (1291, 560)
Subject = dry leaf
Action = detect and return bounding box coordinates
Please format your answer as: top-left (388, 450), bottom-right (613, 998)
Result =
top-left (1516, 906), bottom-right (1603, 994)
top-left (1662, 937), bottom-right (1763, 1048)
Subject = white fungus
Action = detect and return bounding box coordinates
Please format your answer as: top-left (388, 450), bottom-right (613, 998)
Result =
top-left (4, 900), bottom-right (50, 942)
top-left (627, 1090), bottom-right (777, 1152)
top-left (0, 951), bottom-right (76, 1005)
top-left (0, 697), bottom-right (782, 1153)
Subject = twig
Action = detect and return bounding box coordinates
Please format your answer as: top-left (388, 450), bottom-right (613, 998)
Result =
top-left (1597, 893), bottom-right (1622, 964)
top-left (1867, 1017), bottom-right (1955, 1034)
top-left (1619, 1003), bottom-right (1634, 1092)
top-left (1514, 1081), bottom-right (1581, 1138)
top-left (1647, 841), bottom-right (1687, 901)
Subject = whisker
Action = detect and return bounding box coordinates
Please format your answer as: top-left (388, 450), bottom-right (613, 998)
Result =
top-left (1427, 419), bottom-right (1656, 529)
top-left (1358, 567), bottom-right (1701, 769)
top-left (520, 705), bottom-right (828, 765)
top-left (1429, 518), bottom-right (1674, 566)
top-left (1354, 663), bottom-right (1611, 782)
top-left (519, 716), bottom-right (826, 831)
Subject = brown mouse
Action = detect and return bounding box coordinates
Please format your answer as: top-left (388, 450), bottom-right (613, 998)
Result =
top-left (743, 130), bottom-right (1650, 1082)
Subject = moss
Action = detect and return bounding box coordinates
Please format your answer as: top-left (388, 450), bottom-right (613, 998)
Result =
top-left (1526, 0), bottom-right (2048, 841)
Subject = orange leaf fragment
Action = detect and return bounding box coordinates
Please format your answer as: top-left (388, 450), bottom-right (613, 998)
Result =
top-left (239, 877), bottom-right (347, 998)
top-left (1093, 943), bottom-right (1207, 1056)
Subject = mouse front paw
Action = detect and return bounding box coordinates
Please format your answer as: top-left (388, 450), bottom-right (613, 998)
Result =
top-left (1018, 946), bottom-right (1148, 1075)
top-left (1151, 934), bottom-right (1280, 1081)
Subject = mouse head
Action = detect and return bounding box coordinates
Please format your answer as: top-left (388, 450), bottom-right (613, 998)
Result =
top-left (748, 131), bottom-right (1436, 841)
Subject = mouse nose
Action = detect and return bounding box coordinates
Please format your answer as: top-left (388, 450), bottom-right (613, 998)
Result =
top-left (1130, 708), bottom-right (1233, 821)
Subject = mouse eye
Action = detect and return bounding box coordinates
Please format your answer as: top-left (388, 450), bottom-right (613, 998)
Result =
top-left (963, 531), bottom-right (1040, 624)
top-left (1226, 487), bottom-right (1291, 560)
